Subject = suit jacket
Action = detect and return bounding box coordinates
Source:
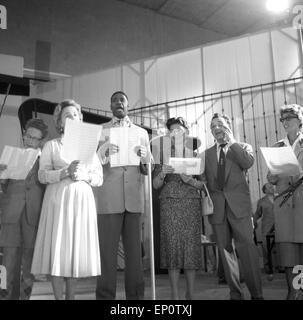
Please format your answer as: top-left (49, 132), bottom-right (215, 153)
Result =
top-left (203, 142), bottom-right (254, 224)
top-left (268, 135), bottom-right (303, 242)
top-left (0, 159), bottom-right (45, 226)
top-left (95, 120), bottom-right (151, 214)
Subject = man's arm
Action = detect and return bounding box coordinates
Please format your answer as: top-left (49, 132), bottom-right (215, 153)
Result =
top-left (0, 179), bottom-right (9, 193)
top-left (229, 142), bottom-right (254, 170)
top-left (0, 164), bottom-right (8, 193)
top-left (253, 200), bottom-right (263, 227)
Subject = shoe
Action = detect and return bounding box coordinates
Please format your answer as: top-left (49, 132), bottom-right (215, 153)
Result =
top-left (230, 295), bottom-right (244, 300)
top-left (218, 277), bottom-right (227, 285)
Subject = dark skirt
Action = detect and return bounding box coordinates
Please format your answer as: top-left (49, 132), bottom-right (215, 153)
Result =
top-left (277, 242), bottom-right (303, 267)
top-left (160, 198), bottom-right (202, 269)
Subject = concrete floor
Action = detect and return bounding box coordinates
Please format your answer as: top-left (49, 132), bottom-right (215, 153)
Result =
top-left (30, 270), bottom-right (292, 300)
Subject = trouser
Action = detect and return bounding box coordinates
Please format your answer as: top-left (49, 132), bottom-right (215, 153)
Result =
top-left (0, 247), bottom-right (35, 300)
top-left (95, 212), bottom-right (144, 300)
top-left (0, 208), bottom-right (37, 300)
top-left (217, 254), bottom-right (225, 279)
top-left (212, 201), bottom-right (263, 300)
top-left (261, 235), bottom-right (271, 273)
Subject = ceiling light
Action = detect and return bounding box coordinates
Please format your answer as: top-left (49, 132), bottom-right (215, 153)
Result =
top-left (266, 0), bottom-right (289, 13)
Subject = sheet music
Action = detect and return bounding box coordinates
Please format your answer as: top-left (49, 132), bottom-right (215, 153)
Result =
top-left (168, 157), bottom-right (203, 175)
top-left (61, 119), bottom-right (102, 164)
top-left (0, 146), bottom-right (40, 180)
top-left (260, 146), bottom-right (302, 176)
top-left (109, 127), bottom-right (141, 167)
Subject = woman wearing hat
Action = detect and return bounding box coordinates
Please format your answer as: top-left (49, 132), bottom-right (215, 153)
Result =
top-left (267, 104), bottom-right (303, 299)
top-left (31, 99), bottom-right (103, 300)
top-left (153, 117), bottom-right (205, 300)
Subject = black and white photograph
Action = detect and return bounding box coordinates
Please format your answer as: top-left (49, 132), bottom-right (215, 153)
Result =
top-left (0, 0), bottom-right (303, 309)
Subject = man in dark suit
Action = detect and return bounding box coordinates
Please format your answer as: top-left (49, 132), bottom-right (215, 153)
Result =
top-left (202, 113), bottom-right (263, 300)
top-left (0, 118), bottom-right (48, 300)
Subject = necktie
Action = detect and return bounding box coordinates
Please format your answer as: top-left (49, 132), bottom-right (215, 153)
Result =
top-left (217, 143), bottom-right (227, 190)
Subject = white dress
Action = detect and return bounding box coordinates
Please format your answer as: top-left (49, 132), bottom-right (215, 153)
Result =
top-left (31, 138), bottom-right (103, 277)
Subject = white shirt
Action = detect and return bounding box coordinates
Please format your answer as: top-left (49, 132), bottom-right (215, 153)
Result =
top-left (282, 134), bottom-right (301, 150)
top-left (215, 141), bottom-right (234, 162)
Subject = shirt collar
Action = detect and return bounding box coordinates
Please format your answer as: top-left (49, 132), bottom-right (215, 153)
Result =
top-left (283, 133), bottom-right (302, 150)
top-left (216, 141), bottom-right (229, 151)
top-left (111, 115), bottom-right (132, 127)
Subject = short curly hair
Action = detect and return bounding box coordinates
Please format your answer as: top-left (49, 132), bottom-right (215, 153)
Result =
top-left (166, 116), bottom-right (189, 131)
top-left (53, 99), bottom-right (83, 133)
top-left (280, 104), bottom-right (303, 127)
top-left (25, 118), bottom-right (48, 139)
top-left (110, 91), bottom-right (129, 102)
top-left (262, 182), bottom-right (273, 194)
top-left (210, 113), bottom-right (232, 129)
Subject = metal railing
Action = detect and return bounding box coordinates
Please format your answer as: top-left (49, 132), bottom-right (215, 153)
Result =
top-left (84, 76), bottom-right (303, 205)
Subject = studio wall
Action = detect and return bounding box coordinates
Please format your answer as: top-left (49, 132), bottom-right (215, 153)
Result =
top-left (30, 26), bottom-right (303, 214)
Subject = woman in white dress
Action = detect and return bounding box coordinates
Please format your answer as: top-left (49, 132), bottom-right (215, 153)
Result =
top-left (31, 99), bottom-right (103, 300)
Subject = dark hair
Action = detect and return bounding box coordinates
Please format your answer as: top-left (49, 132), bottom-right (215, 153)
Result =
top-left (25, 118), bottom-right (48, 139)
top-left (110, 91), bottom-right (128, 102)
top-left (211, 113), bottom-right (232, 128)
top-left (262, 183), bottom-right (272, 194)
top-left (166, 117), bottom-right (189, 131)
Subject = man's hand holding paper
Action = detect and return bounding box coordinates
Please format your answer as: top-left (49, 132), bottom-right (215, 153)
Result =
top-left (0, 146), bottom-right (40, 180)
top-left (109, 127), bottom-right (141, 167)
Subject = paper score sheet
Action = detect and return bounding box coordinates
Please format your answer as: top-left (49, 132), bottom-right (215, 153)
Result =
top-left (61, 119), bottom-right (102, 164)
top-left (260, 146), bottom-right (302, 176)
top-left (168, 157), bottom-right (203, 175)
top-left (0, 146), bottom-right (40, 180)
top-left (109, 127), bottom-right (141, 167)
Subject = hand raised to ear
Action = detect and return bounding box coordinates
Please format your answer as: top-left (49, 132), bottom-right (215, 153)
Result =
top-left (0, 164), bottom-right (7, 172)
top-left (221, 126), bottom-right (235, 144)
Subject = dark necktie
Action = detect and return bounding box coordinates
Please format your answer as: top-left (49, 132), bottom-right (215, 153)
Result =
top-left (217, 143), bottom-right (227, 190)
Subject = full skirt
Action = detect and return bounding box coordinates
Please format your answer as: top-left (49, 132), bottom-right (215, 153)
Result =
top-left (31, 179), bottom-right (101, 278)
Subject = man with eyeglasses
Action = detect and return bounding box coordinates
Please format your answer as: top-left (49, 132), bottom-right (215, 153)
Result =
top-left (0, 118), bottom-right (48, 300)
top-left (201, 113), bottom-right (263, 300)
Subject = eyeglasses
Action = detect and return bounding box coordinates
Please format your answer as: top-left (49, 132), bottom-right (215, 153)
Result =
top-left (24, 133), bottom-right (42, 142)
top-left (210, 123), bottom-right (224, 130)
top-left (279, 116), bottom-right (298, 123)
